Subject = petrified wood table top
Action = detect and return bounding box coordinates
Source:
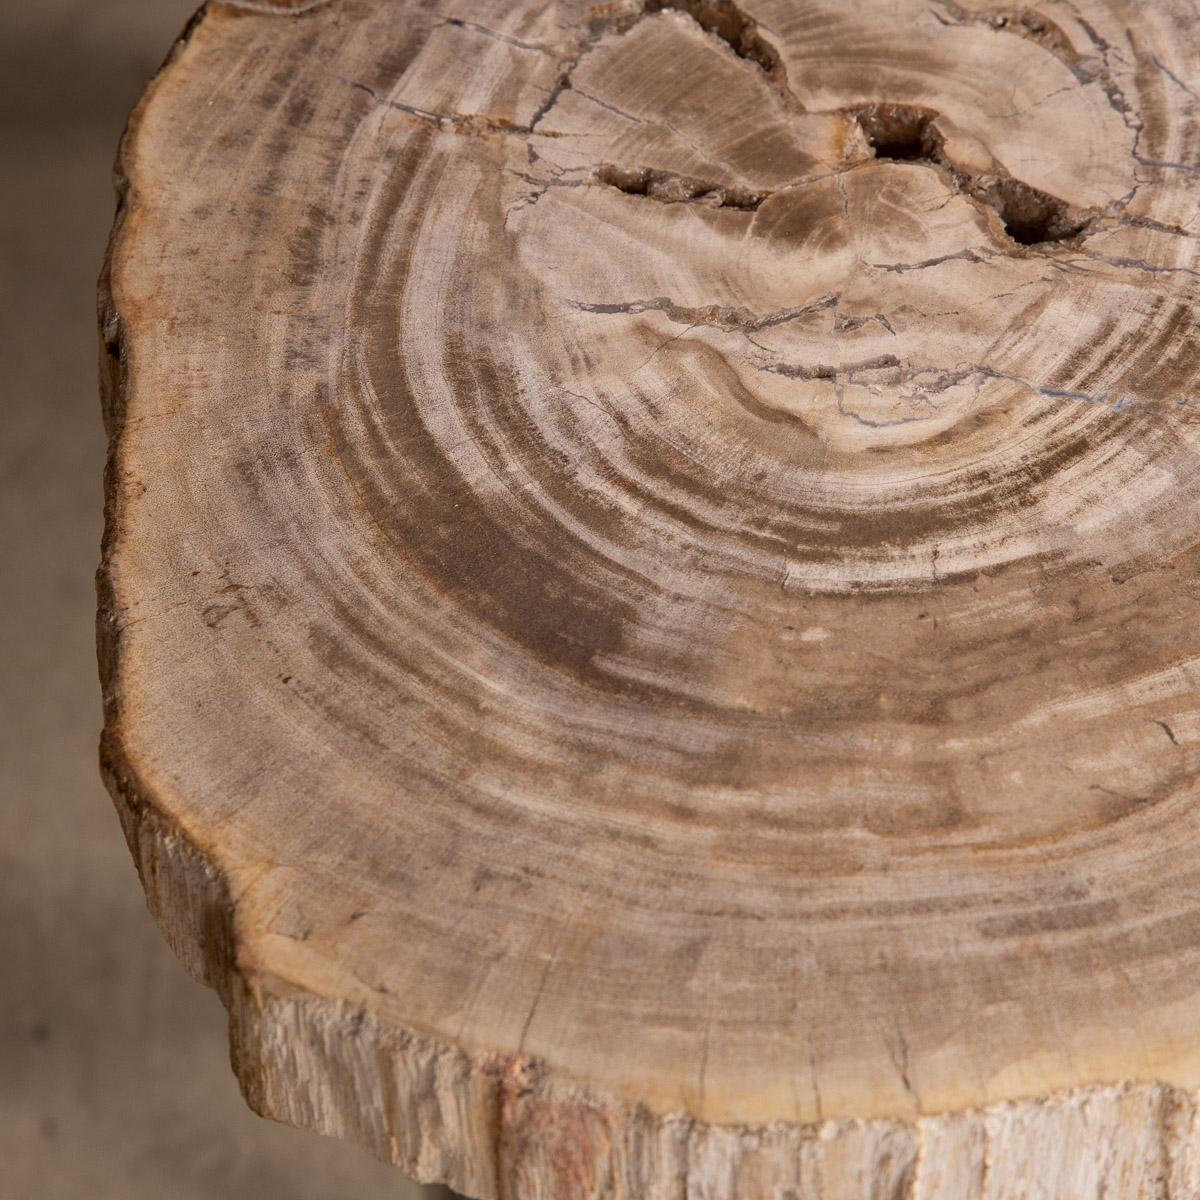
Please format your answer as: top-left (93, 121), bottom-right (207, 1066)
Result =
top-left (101, 1), bottom-right (1200, 1196)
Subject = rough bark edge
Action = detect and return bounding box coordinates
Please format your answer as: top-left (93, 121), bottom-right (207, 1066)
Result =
top-left (94, 8), bottom-right (1200, 1198)
top-left (86, 742), bottom-right (1200, 1200)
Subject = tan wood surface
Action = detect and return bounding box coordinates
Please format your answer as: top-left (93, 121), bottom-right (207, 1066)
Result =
top-left (100, 1), bottom-right (1200, 1195)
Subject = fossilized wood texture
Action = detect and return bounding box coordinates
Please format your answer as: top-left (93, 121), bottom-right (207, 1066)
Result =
top-left (100, 0), bottom-right (1200, 1196)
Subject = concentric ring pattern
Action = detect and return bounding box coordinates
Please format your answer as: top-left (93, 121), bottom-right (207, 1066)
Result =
top-left (104, 0), bottom-right (1200, 1190)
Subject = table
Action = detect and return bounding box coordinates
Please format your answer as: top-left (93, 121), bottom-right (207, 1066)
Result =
top-left (100, 1), bottom-right (1200, 1196)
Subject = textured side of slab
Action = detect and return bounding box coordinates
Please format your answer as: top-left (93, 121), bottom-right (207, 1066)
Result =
top-left (93, 738), bottom-right (1200, 1199)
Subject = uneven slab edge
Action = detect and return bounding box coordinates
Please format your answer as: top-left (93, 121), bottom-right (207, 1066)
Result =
top-left (97, 3), bottom-right (1200, 1197)
top-left (94, 747), bottom-right (1200, 1200)
top-left (95, 750), bottom-right (1200, 1200)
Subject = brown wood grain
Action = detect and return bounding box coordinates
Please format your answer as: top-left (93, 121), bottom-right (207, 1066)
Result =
top-left (100, 2), bottom-right (1200, 1195)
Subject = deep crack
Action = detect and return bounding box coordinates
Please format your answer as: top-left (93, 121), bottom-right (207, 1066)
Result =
top-left (855, 103), bottom-right (941, 162)
top-left (849, 102), bottom-right (1094, 246)
top-left (595, 164), bottom-right (766, 210)
top-left (595, 94), bottom-right (1099, 249)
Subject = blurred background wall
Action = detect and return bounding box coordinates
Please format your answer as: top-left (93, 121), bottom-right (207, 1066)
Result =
top-left (0, 4), bottom-right (453, 1197)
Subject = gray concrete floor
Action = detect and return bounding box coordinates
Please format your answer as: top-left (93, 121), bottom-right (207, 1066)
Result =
top-left (0, 4), bottom-right (454, 1196)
